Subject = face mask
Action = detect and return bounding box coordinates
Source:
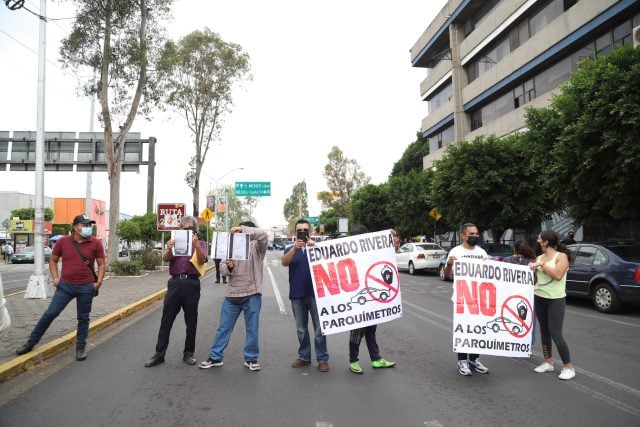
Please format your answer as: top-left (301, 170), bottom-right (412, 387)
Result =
top-left (80, 227), bottom-right (92, 238)
top-left (466, 235), bottom-right (479, 246)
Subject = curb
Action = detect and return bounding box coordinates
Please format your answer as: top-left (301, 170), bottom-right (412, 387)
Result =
top-left (0, 265), bottom-right (215, 383)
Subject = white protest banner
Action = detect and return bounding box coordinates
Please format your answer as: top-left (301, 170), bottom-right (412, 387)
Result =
top-left (452, 259), bottom-right (535, 357)
top-left (307, 229), bottom-right (402, 335)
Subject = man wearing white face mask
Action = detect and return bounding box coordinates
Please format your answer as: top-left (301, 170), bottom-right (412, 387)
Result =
top-left (16, 214), bottom-right (105, 361)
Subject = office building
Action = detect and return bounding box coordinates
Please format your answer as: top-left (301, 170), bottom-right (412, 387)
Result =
top-left (411, 0), bottom-right (640, 169)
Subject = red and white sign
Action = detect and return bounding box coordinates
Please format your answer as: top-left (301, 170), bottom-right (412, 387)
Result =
top-left (156, 203), bottom-right (186, 231)
top-left (452, 259), bottom-right (535, 358)
top-left (307, 229), bottom-right (403, 335)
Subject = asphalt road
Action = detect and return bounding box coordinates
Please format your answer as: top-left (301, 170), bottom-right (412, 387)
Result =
top-left (0, 262), bottom-right (49, 294)
top-left (1, 251), bottom-right (639, 426)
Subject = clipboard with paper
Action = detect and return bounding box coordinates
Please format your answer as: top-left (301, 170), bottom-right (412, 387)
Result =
top-left (212, 232), bottom-right (250, 260)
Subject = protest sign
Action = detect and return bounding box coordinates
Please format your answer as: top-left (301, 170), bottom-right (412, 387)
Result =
top-left (307, 229), bottom-right (402, 335)
top-left (452, 259), bottom-right (534, 357)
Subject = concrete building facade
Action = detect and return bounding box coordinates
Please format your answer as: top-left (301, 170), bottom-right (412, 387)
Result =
top-left (411, 0), bottom-right (640, 169)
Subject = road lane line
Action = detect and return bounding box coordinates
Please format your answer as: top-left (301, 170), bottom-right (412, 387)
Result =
top-left (403, 300), bottom-right (452, 324)
top-left (567, 309), bottom-right (640, 328)
top-left (405, 300), bottom-right (640, 404)
top-left (267, 266), bottom-right (286, 314)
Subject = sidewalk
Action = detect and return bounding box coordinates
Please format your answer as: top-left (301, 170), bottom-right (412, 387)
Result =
top-left (0, 264), bottom-right (214, 381)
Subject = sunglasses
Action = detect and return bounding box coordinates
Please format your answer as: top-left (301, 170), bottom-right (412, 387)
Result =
top-left (297, 228), bottom-right (310, 232)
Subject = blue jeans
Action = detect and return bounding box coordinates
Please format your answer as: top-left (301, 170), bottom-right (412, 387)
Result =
top-left (29, 280), bottom-right (94, 350)
top-left (208, 294), bottom-right (261, 361)
top-left (291, 296), bottom-right (328, 362)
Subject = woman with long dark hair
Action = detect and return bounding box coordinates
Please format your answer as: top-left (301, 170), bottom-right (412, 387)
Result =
top-left (528, 230), bottom-right (575, 380)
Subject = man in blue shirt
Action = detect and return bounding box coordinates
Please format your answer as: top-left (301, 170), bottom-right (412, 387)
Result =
top-left (281, 219), bottom-right (329, 372)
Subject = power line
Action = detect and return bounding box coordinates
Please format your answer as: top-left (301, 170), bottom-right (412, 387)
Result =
top-left (0, 27), bottom-right (87, 81)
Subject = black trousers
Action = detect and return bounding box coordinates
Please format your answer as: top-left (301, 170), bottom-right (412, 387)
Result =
top-left (154, 277), bottom-right (200, 358)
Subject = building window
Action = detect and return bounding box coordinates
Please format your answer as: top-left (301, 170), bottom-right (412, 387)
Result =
top-left (427, 81), bottom-right (453, 113)
top-left (529, 0), bottom-right (564, 37)
top-left (470, 110), bottom-right (482, 131)
top-left (428, 125), bottom-right (455, 151)
top-left (595, 32), bottom-right (612, 56)
top-left (613, 20), bottom-right (632, 46)
top-left (534, 57), bottom-right (571, 97)
top-left (514, 78), bottom-right (535, 109)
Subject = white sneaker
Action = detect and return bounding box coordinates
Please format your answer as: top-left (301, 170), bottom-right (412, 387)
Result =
top-left (469, 358), bottom-right (489, 374)
top-left (534, 362), bottom-right (554, 373)
top-left (244, 360), bottom-right (261, 371)
top-left (558, 367), bottom-right (576, 380)
top-left (457, 360), bottom-right (472, 376)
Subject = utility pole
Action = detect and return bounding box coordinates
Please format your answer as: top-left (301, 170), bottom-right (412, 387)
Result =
top-left (25, 0), bottom-right (49, 299)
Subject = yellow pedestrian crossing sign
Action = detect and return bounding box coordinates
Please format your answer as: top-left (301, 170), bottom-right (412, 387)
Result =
top-left (201, 207), bottom-right (214, 222)
top-left (428, 208), bottom-right (442, 221)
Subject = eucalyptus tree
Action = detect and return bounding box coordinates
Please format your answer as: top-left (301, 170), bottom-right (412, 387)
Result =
top-left (59, 0), bottom-right (173, 260)
top-left (157, 28), bottom-right (251, 216)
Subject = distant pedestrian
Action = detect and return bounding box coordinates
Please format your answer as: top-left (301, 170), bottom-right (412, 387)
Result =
top-left (15, 214), bottom-right (105, 361)
top-left (4, 244), bottom-right (13, 263)
top-left (443, 223), bottom-right (490, 376)
top-left (281, 219), bottom-right (330, 372)
top-left (199, 221), bottom-right (268, 371)
top-left (503, 240), bottom-right (536, 266)
top-left (529, 230), bottom-right (575, 380)
top-left (391, 229), bottom-right (400, 252)
top-left (560, 231), bottom-right (576, 245)
top-left (347, 224), bottom-right (395, 374)
top-left (214, 258), bottom-right (226, 284)
top-left (145, 215), bottom-right (208, 368)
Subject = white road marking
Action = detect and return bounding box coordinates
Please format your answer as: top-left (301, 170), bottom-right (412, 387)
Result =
top-left (267, 266), bottom-right (286, 315)
top-left (567, 308), bottom-right (640, 328)
top-left (405, 299), bottom-right (640, 417)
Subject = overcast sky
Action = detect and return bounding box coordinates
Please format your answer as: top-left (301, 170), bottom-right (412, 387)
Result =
top-left (0, 0), bottom-right (447, 228)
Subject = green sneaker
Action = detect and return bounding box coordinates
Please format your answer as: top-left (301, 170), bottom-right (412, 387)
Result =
top-left (349, 361), bottom-right (363, 374)
top-left (371, 358), bottom-right (396, 369)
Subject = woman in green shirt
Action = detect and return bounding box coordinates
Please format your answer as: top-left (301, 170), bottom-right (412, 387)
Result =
top-left (528, 230), bottom-right (575, 380)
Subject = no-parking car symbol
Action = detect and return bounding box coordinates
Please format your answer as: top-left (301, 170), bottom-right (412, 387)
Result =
top-left (498, 295), bottom-right (533, 339)
top-left (360, 261), bottom-right (400, 304)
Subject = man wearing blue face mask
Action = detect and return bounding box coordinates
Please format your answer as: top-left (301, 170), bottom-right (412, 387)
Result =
top-left (16, 214), bottom-right (105, 361)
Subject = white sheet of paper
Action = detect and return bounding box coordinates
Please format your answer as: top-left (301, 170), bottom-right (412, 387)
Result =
top-left (230, 233), bottom-right (249, 260)
top-left (213, 232), bottom-right (229, 259)
top-left (212, 232), bottom-right (249, 260)
top-left (171, 230), bottom-right (192, 256)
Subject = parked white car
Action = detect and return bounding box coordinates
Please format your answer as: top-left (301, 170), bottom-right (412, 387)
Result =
top-left (396, 242), bottom-right (447, 275)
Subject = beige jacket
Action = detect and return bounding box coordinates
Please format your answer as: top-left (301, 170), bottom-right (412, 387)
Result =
top-left (219, 226), bottom-right (268, 297)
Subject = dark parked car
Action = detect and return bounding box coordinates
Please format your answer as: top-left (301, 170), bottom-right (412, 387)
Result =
top-left (11, 246), bottom-right (52, 263)
top-left (566, 242), bottom-right (640, 313)
top-left (438, 242), bottom-right (513, 281)
top-left (273, 241), bottom-right (287, 250)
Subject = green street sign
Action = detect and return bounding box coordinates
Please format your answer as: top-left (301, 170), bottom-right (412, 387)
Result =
top-left (304, 216), bottom-right (319, 225)
top-left (235, 181), bottom-right (271, 196)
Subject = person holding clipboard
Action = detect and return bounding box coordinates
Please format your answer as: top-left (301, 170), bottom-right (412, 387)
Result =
top-left (145, 215), bottom-right (208, 368)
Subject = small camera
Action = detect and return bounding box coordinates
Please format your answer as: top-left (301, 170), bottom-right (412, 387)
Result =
top-left (297, 230), bottom-right (309, 242)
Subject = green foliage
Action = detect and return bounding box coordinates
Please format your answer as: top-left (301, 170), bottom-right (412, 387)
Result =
top-left (386, 169), bottom-right (439, 238)
top-left (321, 146), bottom-right (370, 216)
top-left (431, 135), bottom-right (551, 241)
top-left (109, 259), bottom-right (143, 276)
top-left (538, 44), bottom-right (640, 223)
top-left (350, 184), bottom-right (392, 232)
top-left (157, 27), bottom-right (251, 215)
top-left (390, 132), bottom-right (429, 177)
top-left (130, 249), bottom-right (161, 270)
top-left (116, 213), bottom-right (162, 248)
top-left (52, 224), bottom-right (72, 236)
top-left (284, 181), bottom-right (309, 228)
top-left (11, 208), bottom-right (54, 221)
top-left (319, 209), bottom-right (338, 234)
